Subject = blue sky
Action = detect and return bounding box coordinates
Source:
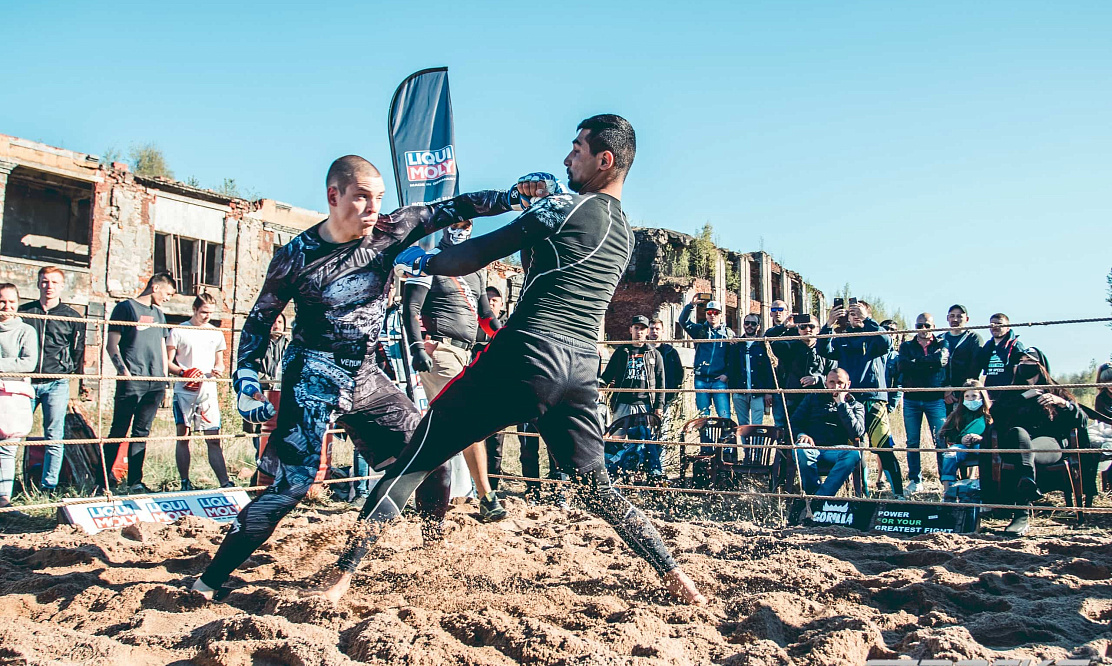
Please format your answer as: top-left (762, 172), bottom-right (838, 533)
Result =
top-left (2, 1), bottom-right (1109, 373)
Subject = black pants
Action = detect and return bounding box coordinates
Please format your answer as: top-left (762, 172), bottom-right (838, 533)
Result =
top-left (200, 350), bottom-right (450, 590)
top-left (338, 329), bottom-right (678, 576)
top-left (978, 426), bottom-right (1063, 506)
top-left (103, 388), bottom-right (166, 486)
top-left (486, 420), bottom-right (567, 496)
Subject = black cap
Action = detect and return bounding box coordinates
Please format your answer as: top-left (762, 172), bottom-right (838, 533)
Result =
top-left (948, 304), bottom-right (968, 315)
top-left (631, 315), bottom-right (650, 327)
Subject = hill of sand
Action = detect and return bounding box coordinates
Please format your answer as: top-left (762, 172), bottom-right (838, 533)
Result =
top-left (2, 499), bottom-right (1111, 665)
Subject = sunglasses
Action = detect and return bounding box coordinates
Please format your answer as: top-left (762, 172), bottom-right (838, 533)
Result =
top-left (770, 307), bottom-right (786, 312)
top-left (915, 323), bottom-right (932, 329)
top-left (798, 325), bottom-right (817, 330)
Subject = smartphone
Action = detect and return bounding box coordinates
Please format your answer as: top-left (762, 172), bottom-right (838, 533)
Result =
top-left (795, 313), bottom-right (812, 325)
top-left (1021, 388), bottom-right (1044, 399)
top-left (833, 297), bottom-right (844, 308)
top-left (694, 292), bottom-right (713, 303)
top-left (848, 297), bottom-right (858, 306)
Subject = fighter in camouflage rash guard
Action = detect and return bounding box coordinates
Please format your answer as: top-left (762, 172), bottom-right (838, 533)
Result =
top-left (196, 186), bottom-right (513, 594)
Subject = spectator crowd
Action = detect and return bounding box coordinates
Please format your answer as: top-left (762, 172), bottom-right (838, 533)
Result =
top-left (601, 294), bottom-right (1112, 537)
top-left (1, 265), bottom-right (1110, 542)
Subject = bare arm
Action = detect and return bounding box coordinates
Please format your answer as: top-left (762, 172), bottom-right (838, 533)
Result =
top-left (166, 345), bottom-right (183, 377)
top-left (107, 331), bottom-right (129, 376)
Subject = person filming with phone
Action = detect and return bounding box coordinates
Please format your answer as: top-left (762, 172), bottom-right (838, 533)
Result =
top-left (818, 298), bottom-right (903, 497)
top-left (678, 293), bottom-right (733, 420)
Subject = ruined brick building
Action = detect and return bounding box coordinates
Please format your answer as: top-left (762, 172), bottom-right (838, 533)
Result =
top-left (0, 134), bottom-right (522, 401)
top-left (606, 228), bottom-right (826, 342)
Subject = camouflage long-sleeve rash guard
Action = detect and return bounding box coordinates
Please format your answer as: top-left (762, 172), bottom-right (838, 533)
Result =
top-left (237, 191), bottom-right (511, 377)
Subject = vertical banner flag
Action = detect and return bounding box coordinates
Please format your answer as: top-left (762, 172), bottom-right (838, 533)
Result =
top-left (388, 67), bottom-right (459, 212)
top-left (386, 67), bottom-right (457, 403)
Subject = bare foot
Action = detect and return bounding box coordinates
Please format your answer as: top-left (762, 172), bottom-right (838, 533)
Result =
top-left (308, 568), bottom-right (352, 604)
top-left (190, 578), bottom-right (216, 601)
top-left (663, 569), bottom-right (707, 605)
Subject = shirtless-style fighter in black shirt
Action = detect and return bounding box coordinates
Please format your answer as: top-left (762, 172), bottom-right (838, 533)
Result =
top-left (322, 116), bottom-right (706, 605)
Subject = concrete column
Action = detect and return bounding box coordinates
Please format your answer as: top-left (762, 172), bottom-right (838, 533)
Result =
top-left (0, 160), bottom-right (16, 249)
top-left (738, 255), bottom-right (750, 319)
top-left (758, 252), bottom-right (772, 329)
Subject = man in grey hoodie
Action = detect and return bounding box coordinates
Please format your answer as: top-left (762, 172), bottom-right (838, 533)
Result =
top-left (0, 283), bottom-right (39, 509)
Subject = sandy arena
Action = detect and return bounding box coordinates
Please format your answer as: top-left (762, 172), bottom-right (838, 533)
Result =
top-left (2, 498), bottom-right (1111, 665)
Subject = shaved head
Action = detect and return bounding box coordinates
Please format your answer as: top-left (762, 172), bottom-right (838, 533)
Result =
top-left (327, 155), bottom-right (382, 195)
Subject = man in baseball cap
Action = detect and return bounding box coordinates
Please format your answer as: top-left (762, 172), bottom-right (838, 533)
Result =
top-left (600, 315), bottom-right (666, 476)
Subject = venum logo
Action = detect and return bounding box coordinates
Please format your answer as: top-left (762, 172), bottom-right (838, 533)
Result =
top-left (405, 146), bottom-right (455, 183)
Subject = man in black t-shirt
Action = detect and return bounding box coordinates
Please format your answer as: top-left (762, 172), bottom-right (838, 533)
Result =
top-left (104, 273), bottom-right (175, 493)
top-left (322, 115), bottom-right (705, 606)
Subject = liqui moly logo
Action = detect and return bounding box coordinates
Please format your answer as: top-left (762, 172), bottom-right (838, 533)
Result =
top-left (198, 494), bottom-right (239, 519)
top-left (89, 502), bottom-right (141, 530)
top-left (405, 145), bottom-right (456, 182)
top-left (149, 499), bottom-right (194, 524)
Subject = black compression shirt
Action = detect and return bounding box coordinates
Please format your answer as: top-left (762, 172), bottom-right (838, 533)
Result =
top-left (506, 192), bottom-right (633, 344)
top-left (237, 191), bottom-right (509, 377)
top-left (403, 271), bottom-right (497, 345)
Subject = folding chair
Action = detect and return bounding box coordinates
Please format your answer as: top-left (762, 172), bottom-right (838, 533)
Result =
top-left (677, 417), bottom-right (737, 488)
top-left (991, 428), bottom-right (1086, 523)
top-left (718, 425), bottom-right (784, 492)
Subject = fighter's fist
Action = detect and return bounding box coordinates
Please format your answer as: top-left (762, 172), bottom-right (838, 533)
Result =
top-left (234, 368), bottom-right (276, 424)
top-left (393, 246), bottom-right (440, 278)
top-left (507, 172), bottom-right (569, 211)
top-left (410, 342), bottom-right (433, 373)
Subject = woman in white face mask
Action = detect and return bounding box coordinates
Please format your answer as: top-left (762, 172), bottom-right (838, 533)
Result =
top-left (937, 379), bottom-right (991, 493)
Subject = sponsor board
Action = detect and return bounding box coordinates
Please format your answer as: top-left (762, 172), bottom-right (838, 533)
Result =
top-left (794, 499), bottom-right (978, 535)
top-left (60, 490), bottom-right (251, 535)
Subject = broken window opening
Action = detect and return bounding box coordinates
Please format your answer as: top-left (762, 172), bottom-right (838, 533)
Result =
top-left (1, 168), bottom-right (93, 267)
top-left (154, 232), bottom-right (223, 296)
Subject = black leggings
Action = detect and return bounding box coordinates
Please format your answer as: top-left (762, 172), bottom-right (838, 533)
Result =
top-left (200, 355), bottom-right (450, 590)
top-left (336, 329), bottom-right (678, 576)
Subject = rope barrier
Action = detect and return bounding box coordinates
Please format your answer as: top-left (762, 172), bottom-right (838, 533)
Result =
top-left (2, 308), bottom-right (1109, 523)
top-left (0, 470), bottom-right (387, 514)
top-left (599, 383), bottom-right (1112, 393)
top-left (599, 315), bottom-right (1112, 345)
top-left (491, 429), bottom-right (1107, 455)
top-left (487, 472), bottom-right (1112, 515)
top-left (14, 309), bottom-right (243, 332)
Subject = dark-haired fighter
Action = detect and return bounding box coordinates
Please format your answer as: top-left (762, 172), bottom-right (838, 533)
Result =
top-left (320, 115), bottom-right (706, 605)
top-left (191, 156), bottom-right (525, 599)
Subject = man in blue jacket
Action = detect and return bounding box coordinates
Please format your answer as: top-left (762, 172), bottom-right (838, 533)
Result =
top-left (727, 313), bottom-right (773, 425)
top-left (817, 300), bottom-right (904, 497)
top-left (678, 296), bottom-right (733, 420)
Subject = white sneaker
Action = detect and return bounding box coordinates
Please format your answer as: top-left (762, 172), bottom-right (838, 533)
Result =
top-left (906, 481), bottom-right (921, 495)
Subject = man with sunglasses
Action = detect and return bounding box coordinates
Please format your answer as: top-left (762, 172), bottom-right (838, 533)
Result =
top-left (727, 314), bottom-right (774, 425)
top-left (771, 314), bottom-right (835, 433)
top-left (898, 313), bottom-right (950, 494)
